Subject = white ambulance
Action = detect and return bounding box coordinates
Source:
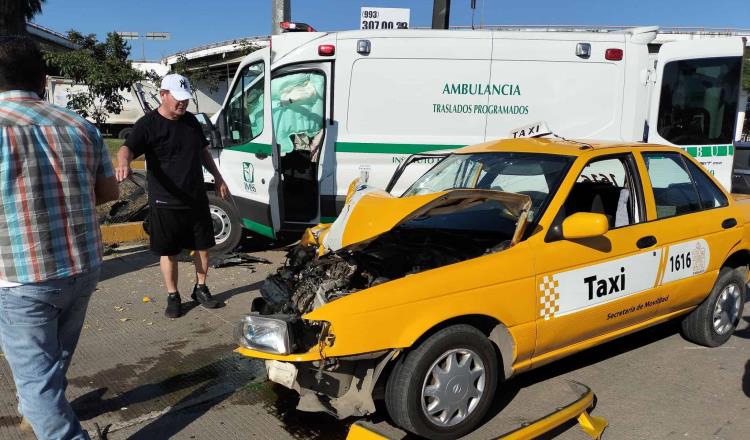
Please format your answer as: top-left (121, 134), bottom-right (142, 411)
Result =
top-left (201, 26), bottom-right (745, 254)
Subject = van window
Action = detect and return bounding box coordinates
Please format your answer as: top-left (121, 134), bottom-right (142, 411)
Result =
top-left (224, 61), bottom-right (265, 145)
top-left (643, 153), bottom-right (701, 218)
top-left (271, 72), bottom-right (325, 158)
top-left (656, 57), bottom-right (742, 145)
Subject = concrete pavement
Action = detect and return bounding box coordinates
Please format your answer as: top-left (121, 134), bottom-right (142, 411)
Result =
top-left (0, 243), bottom-right (748, 439)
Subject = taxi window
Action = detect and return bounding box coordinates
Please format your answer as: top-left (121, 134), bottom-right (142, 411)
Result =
top-left (684, 159), bottom-right (728, 209)
top-left (561, 156), bottom-right (642, 228)
top-left (643, 153), bottom-right (701, 218)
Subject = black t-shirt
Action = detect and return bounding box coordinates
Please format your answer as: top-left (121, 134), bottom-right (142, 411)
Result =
top-left (125, 111), bottom-right (208, 209)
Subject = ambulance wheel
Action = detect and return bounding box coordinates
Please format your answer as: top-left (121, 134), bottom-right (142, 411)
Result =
top-left (385, 324), bottom-right (498, 440)
top-left (118, 127), bottom-right (132, 140)
top-left (681, 267), bottom-right (745, 347)
top-left (207, 193), bottom-right (241, 257)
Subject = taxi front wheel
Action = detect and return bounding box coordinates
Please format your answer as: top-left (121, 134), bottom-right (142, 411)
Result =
top-left (384, 324), bottom-right (499, 440)
top-left (681, 267), bottom-right (746, 347)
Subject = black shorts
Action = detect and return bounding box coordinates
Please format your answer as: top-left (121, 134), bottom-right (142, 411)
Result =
top-left (149, 206), bottom-right (216, 256)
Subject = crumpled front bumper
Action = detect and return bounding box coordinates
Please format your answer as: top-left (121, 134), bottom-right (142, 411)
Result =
top-left (255, 350), bottom-right (399, 419)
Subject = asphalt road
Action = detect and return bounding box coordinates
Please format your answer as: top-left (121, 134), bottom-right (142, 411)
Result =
top-left (0, 242), bottom-right (748, 439)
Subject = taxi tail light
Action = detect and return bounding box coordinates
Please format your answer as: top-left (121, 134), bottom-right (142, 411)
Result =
top-left (318, 44), bottom-right (335, 56)
top-left (605, 48), bottom-right (623, 61)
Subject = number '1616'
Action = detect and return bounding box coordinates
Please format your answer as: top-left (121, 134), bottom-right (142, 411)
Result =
top-left (669, 252), bottom-right (691, 271)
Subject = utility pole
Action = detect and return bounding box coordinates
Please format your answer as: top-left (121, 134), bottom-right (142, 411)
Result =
top-left (272, 0), bottom-right (291, 35)
top-left (432, 0), bottom-right (450, 30)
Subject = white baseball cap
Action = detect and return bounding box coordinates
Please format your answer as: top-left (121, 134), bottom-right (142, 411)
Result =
top-left (160, 74), bottom-right (193, 101)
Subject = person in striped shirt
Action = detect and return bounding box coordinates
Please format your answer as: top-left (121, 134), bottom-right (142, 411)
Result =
top-left (0, 36), bottom-right (119, 439)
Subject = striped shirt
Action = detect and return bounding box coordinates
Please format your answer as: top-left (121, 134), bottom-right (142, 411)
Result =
top-left (0, 90), bottom-right (114, 283)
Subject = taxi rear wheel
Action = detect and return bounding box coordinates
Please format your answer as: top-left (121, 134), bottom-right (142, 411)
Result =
top-left (681, 267), bottom-right (746, 347)
top-left (384, 324), bottom-right (498, 440)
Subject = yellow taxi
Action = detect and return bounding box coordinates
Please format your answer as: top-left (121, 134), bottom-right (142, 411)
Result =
top-left (235, 138), bottom-right (749, 439)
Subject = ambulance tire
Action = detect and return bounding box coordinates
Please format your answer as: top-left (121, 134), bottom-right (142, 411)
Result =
top-left (384, 324), bottom-right (498, 440)
top-left (118, 127), bottom-right (132, 140)
top-left (207, 193), bottom-right (241, 257)
top-left (681, 267), bottom-right (746, 347)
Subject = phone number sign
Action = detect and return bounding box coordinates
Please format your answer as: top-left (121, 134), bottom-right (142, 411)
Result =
top-left (360, 7), bottom-right (410, 30)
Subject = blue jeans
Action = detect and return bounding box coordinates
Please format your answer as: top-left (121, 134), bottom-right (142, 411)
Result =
top-left (0, 267), bottom-right (100, 440)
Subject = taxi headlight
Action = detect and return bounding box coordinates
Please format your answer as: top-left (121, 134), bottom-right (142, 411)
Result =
top-left (236, 315), bottom-right (291, 355)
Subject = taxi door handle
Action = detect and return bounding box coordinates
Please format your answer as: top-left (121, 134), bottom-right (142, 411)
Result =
top-left (722, 218), bottom-right (737, 229)
top-left (637, 235), bottom-right (657, 249)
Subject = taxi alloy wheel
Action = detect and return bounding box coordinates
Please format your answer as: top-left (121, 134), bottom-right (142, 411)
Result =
top-left (385, 324), bottom-right (499, 440)
top-left (421, 348), bottom-right (486, 427)
top-left (713, 283), bottom-right (743, 335)
top-left (681, 267), bottom-right (746, 347)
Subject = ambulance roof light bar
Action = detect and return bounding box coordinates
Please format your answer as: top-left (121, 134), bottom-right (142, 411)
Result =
top-left (280, 22), bottom-right (316, 32)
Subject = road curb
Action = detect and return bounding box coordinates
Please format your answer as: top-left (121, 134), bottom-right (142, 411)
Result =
top-left (100, 221), bottom-right (147, 244)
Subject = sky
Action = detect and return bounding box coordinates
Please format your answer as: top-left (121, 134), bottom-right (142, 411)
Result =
top-left (35, 0), bottom-right (750, 61)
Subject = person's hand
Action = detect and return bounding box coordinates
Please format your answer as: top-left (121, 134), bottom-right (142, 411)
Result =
top-left (115, 162), bottom-right (132, 183)
top-left (216, 178), bottom-right (229, 200)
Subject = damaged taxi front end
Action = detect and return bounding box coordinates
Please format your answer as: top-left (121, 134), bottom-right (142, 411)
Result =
top-left (235, 187), bottom-right (532, 417)
top-left (234, 148), bottom-right (574, 432)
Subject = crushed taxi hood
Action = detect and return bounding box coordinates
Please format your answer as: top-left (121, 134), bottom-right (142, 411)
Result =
top-left (321, 186), bottom-right (532, 252)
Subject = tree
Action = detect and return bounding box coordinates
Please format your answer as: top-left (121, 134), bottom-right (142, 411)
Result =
top-left (167, 38), bottom-right (261, 112)
top-left (44, 30), bottom-right (143, 127)
top-left (0, 0), bottom-right (45, 35)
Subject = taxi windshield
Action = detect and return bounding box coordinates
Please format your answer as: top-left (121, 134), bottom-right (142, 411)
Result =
top-left (403, 152), bottom-right (572, 221)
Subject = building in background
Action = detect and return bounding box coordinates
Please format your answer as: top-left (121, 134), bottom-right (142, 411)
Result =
top-left (163, 36), bottom-right (269, 116)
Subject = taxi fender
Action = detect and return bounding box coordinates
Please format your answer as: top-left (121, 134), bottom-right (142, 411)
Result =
top-left (305, 290), bottom-right (522, 374)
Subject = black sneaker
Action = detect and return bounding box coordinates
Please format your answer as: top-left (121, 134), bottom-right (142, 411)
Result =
top-left (165, 292), bottom-right (182, 318)
top-left (191, 284), bottom-right (221, 309)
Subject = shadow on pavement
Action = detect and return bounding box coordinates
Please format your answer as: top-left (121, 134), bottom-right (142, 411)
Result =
top-left (211, 281), bottom-right (263, 304)
top-left (481, 320), bottom-right (682, 427)
top-left (99, 248), bottom-right (158, 283)
top-left (125, 378), bottom-right (234, 439)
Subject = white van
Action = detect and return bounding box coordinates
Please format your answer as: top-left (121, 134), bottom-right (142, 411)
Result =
top-left (46, 76), bottom-right (160, 139)
top-left (201, 26), bottom-right (745, 254)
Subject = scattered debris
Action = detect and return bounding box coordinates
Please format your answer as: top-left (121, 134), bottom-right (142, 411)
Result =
top-left (212, 252), bottom-right (273, 269)
top-left (114, 306), bottom-right (126, 312)
top-left (142, 296), bottom-right (153, 303)
top-left (119, 318), bottom-right (130, 322)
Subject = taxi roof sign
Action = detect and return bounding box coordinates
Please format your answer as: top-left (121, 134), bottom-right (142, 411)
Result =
top-left (510, 121), bottom-right (552, 139)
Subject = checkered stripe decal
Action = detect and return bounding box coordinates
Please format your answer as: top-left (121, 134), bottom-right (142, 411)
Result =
top-left (539, 275), bottom-right (560, 320)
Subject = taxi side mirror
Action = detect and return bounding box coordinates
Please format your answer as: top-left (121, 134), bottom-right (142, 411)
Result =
top-left (562, 212), bottom-right (609, 240)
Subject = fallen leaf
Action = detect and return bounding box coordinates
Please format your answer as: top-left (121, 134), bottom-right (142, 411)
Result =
top-left (142, 296), bottom-right (152, 303)
top-left (119, 318), bottom-right (130, 322)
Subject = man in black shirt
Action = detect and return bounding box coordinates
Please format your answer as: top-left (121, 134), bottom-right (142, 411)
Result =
top-left (116, 74), bottom-right (229, 318)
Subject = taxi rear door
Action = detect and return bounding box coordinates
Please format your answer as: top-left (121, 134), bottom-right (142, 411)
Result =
top-left (531, 152), bottom-right (666, 364)
top-left (636, 150), bottom-right (744, 316)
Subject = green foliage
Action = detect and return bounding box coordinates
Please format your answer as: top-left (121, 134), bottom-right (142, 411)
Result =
top-left (171, 54), bottom-right (223, 95)
top-left (167, 39), bottom-right (261, 112)
top-left (0, 0), bottom-right (46, 35)
top-left (44, 31), bottom-right (143, 126)
top-left (743, 48), bottom-right (750, 91)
